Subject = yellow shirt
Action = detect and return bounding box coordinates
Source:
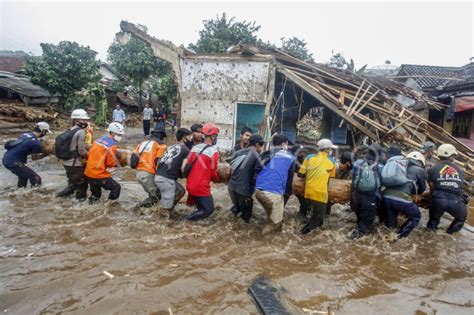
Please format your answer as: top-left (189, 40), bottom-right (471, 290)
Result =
top-left (298, 151), bottom-right (336, 203)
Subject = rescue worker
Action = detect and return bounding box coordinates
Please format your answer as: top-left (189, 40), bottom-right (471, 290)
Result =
top-left (56, 109), bottom-right (90, 201)
top-left (186, 123), bottom-right (204, 150)
top-left (228, 134), bottom-right (265, 223)
top-left (255, 135), bottom-right (296, 235)
top-left (154, 128), bottom-right (193, 215)
top-left (297, 139), bottom-right (337, 234)
top-left (349, 143), bottom-right (384, 239)
top-left (84, 122), bottom-right (124, 204)
top-left (427, 144), bottom-right (467, 234)
top-left (3, 122), bottom-right (51, 188)
top-left (336, 151), bottom-right (354, 180)
top-left (233, 127), bottom-right (253, 152)
top-left (184, 123), bottom-right (220, 221)
top-left (422, 141), bottom-right (437, 169)
top-left (133, 129), bottom-right (167, 209)
top-left (382, 147), bottom-right (427, 238)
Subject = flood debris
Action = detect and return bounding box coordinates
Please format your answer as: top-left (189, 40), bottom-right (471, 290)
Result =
top-left (102, 270), bottom-right (115, 279)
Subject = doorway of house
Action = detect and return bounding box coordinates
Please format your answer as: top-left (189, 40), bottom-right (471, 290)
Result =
top-left (235, 102), bottom-right (266, 144)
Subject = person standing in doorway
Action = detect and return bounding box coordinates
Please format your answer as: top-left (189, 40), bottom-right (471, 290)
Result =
top-left (142, 104), bottom-right (154, 136)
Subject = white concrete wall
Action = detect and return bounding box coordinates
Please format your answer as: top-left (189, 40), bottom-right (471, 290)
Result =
top-left (180, 57), bottom-right (271, 151)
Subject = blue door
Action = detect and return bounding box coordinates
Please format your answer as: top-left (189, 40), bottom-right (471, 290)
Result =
top-left (235, 102), bottom-right (266, 142)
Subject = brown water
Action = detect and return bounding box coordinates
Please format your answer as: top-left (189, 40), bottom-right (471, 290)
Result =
top-left (0, 133), bottom-right (473, 314)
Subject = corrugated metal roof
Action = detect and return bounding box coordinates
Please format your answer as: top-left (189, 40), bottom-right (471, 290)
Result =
top-left (0, 71), bottom-right (54, 98)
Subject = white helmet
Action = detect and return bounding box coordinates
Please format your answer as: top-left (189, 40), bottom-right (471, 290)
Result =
top-left (407, 151), bottom-right (426, 167)
top-left (437, 143), bottom-right (457, 158)
top-left (36, 121), bottom-right (52, 133)
top-left (71, 109), bottom-right (90, 120)
top-left (317, 138), bottom-right (337, 150)
top-left (107, 122), bottom-right (125, 135)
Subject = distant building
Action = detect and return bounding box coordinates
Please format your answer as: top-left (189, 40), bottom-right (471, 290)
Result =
top-left (396, 61), bottom-right (474, 148)
top-left (0, 50), bottom-right (28, 73)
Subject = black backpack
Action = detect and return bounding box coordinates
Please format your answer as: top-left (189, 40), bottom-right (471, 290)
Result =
top-left (55, 128), bottom-right (81, 160)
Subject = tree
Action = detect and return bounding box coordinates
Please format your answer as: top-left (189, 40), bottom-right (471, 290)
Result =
top-left (25, 41), bottom-right (101, 101)
top-left (280, 37), bottom-right (314, 62)
top-left (327, 52), bottom-right (367, 74)
top-left (25, 41), bottom-right (107, 124)
top-left (148, 60), bottom-right (177, 110)
top-left (107, 27), bottom-right (160, 107)
top-left (188, 13), bottom-right (261, 53)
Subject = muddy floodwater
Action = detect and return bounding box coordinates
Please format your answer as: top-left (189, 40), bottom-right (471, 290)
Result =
top-left (1, 134), bottom-right (473, 314)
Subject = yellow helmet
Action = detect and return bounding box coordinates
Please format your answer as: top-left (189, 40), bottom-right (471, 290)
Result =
top-left (437, 143), bottom-right (457, 158)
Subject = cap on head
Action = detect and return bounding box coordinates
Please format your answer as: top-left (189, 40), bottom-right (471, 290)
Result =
top-left (272, 134), bottom-right (289, 146)
top-left (317, 138), bottom-right (337, 150)
top-left (71, 109), bottom-right (90, 120)
top-left (422, 141), bottom-right (436, 152)
top-left (36, 121), bottom-right (52, 134)
top-left (387, 146), bottom-right (402, 157)
top-left (437, 143), bottom-right (457, 158)
top-left (201, 123), bottom-right (220, 136)
top-left (407, 151), bottom-right (426, 167)
top-left (190, 123), bottom-right (203, 133)
top-left (107, 122), bottom-right (125, 135)
top-left (249, 134), bottom-right (265, 146)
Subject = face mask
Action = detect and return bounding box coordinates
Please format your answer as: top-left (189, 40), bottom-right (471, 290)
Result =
top-left (113, 135), bottom-right (122, 142)
top-left (78, 122), bottom-right (88, 129)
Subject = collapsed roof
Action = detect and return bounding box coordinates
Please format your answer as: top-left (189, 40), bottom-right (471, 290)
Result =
top-left (118, 21), bottom-right (474, 178)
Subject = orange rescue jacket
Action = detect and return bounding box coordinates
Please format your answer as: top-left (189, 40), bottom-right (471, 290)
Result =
top-left (133, 139), bottom-right (167, 174)
top-left (84, 136), bottom-right (119, 179)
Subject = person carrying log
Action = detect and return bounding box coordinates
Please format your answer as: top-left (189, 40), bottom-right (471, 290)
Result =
top-left (154, 128), bottom-right (193, 216)
top-left (183, 123), bottom-right (220, 221)
top-left (422, 141), bottom-right (437, 169)
top-left (254, 134), bottom-right (296, 235)
top-left (3, 122), bottom-right (51, 188)
top-left (348, 143), bottom-right (384, 239)
top-left (297, 139), bottom-right (337, 234)
top-left (84, 122), bottom-right (125, 204)
top-left (132, 129), bottom-right (167, 210)
top-left (228, 134), bottom-right (265, 223)
top-left (56, 109), bottom-right (91, 201)
top-left (382, 147), bottom-right (427, 239)
top-left (427, 144), bottom-right (468, 234)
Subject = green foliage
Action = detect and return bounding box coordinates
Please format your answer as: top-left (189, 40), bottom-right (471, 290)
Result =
top-left (25, 41), bottom-right (101, 100)
top-left (148, 60), bottom-right (177, 109)
top-left (65, 82), bottom-right (108, 125)
top-left (280, 37), bottom-right (314, 62)
top-left (327, 52), bottom-right (367, 74)
top-left (107, 80), bottom-right (126, 93)
top-left (107, 35), bottom-right (160, 105)
top-left (188, 13), bottom-right (261, 53)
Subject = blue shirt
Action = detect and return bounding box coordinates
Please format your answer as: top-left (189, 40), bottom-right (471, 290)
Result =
top-left (112, 109), bottom-right (126, 122)
top-left (256, 148), bottom-right (295, 195)
top-left (3, 132), bottom-right (42, 166)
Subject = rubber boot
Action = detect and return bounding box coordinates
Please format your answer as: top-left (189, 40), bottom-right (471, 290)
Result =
top-left (398, 219), bottom-right (417, 238)
top-left (446, 219), bottom-right (465, 234)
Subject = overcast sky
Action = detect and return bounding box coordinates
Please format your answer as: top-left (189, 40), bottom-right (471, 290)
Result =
top-left (1, 0), bottom-right (473, 68)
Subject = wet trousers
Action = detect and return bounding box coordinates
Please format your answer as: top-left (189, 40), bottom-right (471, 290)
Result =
top-left (186, 195), bottom-right (215, 221)
top-left (301, 199), bottom-right (327, 234)
top-left (87, 177), bottom-right (121, 202)
top-left (351, 191), bottom-right (377, 235)
top-left (255, 190), bottom-right (284, 224)
top-left (228, 188), bottom-right (254, 223)
top-left (384, 198), bottom-right (421, 238)
top-left (57, 165), bottom-right (88, 200)
top-left (427, 197), bottom-right (467, 234)
top-left (5, 162), bottom-right (41, 188)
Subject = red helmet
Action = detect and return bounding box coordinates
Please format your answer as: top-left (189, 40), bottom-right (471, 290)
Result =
top-left (202, 123), bottom-right (220, 136)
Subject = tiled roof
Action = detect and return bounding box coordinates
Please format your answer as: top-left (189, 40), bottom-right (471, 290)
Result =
top-left (0, 56), bottom-right (26, 73)
top-left (398, 64), bottom-right (465, 89)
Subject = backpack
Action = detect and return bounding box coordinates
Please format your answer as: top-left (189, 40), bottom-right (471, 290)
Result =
top-left (4, 138), bottom-right (24, 150)
top-left (381, 156), bottom-right (410, 187)
top-left (55, 128), bottom-right (81, 160)
top-left (353, 161), bottom-right (379, 193)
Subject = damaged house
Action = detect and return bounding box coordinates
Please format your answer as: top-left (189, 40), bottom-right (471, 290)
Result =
top-left (118, 21), bottom-right (474, 179)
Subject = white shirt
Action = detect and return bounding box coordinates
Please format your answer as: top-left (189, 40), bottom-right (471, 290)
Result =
top-left (143, 107), bottom-right (153, 120)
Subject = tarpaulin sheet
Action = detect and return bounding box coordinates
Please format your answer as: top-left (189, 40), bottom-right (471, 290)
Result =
top-left (455, 96), bottom-right (474, 112)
